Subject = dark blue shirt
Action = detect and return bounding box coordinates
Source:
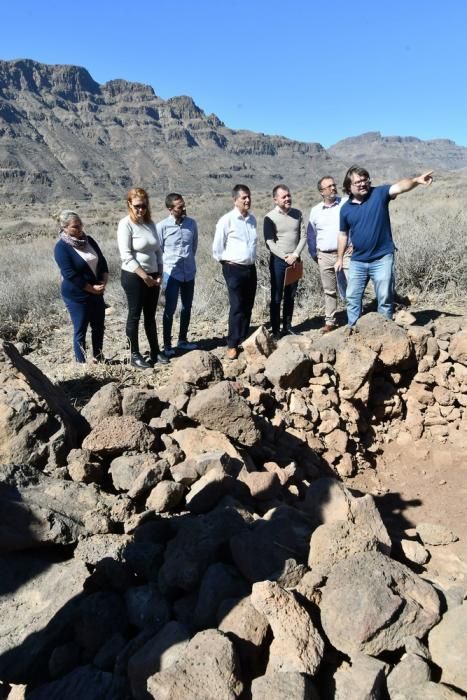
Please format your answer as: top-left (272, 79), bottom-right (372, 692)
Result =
top-left (339, 185), bottom-right (395, 262)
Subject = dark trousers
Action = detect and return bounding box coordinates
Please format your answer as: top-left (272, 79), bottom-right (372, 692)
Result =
top-left (269, 255), bottom-right (298, 333)
top-left (162, 274), bottom-right (195, 348)
top-left (64, 295), bottom-right (105, 363)
top-left (222, 263), bottom-right (257, 348)
top-left (121, 270), bottom-right (160, 356)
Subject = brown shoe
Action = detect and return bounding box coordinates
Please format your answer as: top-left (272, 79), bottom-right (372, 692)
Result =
top-left (226, 347), bottom-right (238, 360)
top-left (321, 324), bottom-right (336, 334)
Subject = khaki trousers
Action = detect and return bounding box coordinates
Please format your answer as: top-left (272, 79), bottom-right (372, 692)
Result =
top-left (317, 250), bottom-right (351, 325)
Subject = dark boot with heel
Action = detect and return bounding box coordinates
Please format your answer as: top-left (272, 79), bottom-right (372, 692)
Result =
top-left (131, 353), bottom-right (152, 369)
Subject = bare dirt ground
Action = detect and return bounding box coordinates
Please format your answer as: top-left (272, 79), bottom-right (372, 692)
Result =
top-left (350, 435), bottom-right (467, 588)
top-left (26, 301), bottom-right (467, 593)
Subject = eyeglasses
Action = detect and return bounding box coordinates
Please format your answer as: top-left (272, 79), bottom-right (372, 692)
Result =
top-left (320, 184), bottom-right (337, 191)
top-left (132, 203), bottom-right (147, 210)
top-left (351, 179), bottom-right (370, 188)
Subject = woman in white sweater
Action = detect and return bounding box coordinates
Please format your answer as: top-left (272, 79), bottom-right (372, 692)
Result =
top-left (117, 187), bottom-right (169, 368)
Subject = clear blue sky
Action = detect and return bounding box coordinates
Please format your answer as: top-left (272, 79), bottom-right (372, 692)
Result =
top-left (2, 0), bottom-right (466, 148)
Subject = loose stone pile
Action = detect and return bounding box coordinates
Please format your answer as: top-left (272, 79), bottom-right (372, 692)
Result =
top-left (0, 311), bottom-right (465, 699)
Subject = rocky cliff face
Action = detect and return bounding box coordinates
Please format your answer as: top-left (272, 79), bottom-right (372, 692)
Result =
top-left (1, 58), bottom-right (466, 203)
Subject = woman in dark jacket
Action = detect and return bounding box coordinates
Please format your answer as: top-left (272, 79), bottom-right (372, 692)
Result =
top-left (54, 210), bottom-right (108, 362)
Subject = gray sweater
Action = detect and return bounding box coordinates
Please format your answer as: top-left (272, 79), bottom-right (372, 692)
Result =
top-left (263, 206), bottom-right (306, 260)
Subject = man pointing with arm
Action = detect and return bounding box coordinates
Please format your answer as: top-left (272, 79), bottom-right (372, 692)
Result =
top-left (335, 167), bottom-right (433, 327)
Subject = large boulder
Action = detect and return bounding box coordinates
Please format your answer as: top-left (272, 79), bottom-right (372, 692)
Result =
top-left (354, 313), bottom-right (414, 367)
top-left (0, 463), bottom-right (113, 551)
top-left (172, 350), bottom-right (224, 388)
top-left (146, 629), bottom-right (243, 699)
top-left (428, 603), bottom-right (467, 692)
top-left (187, 381), bottom-right (259, 446)
top-left (218, 596), bottom-right (270, 679)
top-left (230, 505), bottom-right (313, 583)
top-left (109, 453), bottom-right (167, 493)
top-left (320, 551), bottom-right (441, 656)
top-left (242, 326), bottom-right (276, 367)
top-left (24, 665), bottom-right (128, 699)
top-left (251, 672), bottom-right (320, 700)
top-left (82, 416), bottom-right (157, 455)
top-left (264, 342), bottom-right (312, 389)
top-left (251, 580), bottom-right (324, 675)
top-left (449, 329), bottom-right (467, 365)
top-left (80, 382), bottom-right (122, 426)
top-left (193, 563), bottom-right (249, 630)
top-left (171, 426), bottom-right (246, 466)
top-left (127, 621), bottom-right (190, 700)
top-left (307, 480), bottom-right (391, 569)
top-left (158, 507), bottom-right (247, 592)
top-left (0, 554), bottom-right (89, 684)
top-left (0, 341), bottom-right (89, 468)
top-left (121, 387), bottom-right (164, 422)
top-left (334, 654), bottom-right (389, 700)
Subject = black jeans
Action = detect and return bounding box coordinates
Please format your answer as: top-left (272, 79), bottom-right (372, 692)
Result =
top-left (269, 254), bottom-right (298, 333)
top-left (121, 270), bottom-right (160, 356)
top-left (222, 263), bottom-right (257, 348)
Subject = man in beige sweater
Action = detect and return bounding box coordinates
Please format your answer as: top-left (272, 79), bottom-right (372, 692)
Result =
top-left (264, 185), bottom-right (306, 338)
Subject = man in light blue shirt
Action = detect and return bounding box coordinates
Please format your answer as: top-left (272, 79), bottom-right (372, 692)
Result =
top-left (156, 193), bottom-right (198, 355)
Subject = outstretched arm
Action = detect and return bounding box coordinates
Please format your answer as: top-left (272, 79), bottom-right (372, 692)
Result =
top-left (389, 171), bottom-right (433, 198)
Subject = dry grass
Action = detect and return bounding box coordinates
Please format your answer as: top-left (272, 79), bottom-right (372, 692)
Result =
top-left (0, 174), bottom-right (465, 344)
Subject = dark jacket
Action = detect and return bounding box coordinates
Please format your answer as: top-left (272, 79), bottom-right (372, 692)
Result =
top-left (54, 235), bottom-right (108, 303)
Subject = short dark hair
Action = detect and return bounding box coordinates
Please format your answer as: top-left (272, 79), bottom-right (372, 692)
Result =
top-left (165, 192), bottom-right (183, 209)
top-left (317, 175), bottom-right (335, 191)
top-left (272, 184), bottom-right (290, 197)
top-left (342, 166), bottom-right (370, 195)
top-left (232, 184), bottom-right (251, 199)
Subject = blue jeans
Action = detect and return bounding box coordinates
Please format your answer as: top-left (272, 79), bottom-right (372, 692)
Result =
top-left (64, 295), bottom-right (105, 362)
top-left (162, 274), bottom-right (195, 348)
top-left (346, 253), bottom-right (394, 326)
top-left (269, 255), bottom-right (298, 334)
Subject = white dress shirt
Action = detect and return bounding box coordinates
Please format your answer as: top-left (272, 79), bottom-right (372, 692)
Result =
top-left (212, 207), bottom-right (257, 265)
top-left (307, 197), bottom-right (347, 254)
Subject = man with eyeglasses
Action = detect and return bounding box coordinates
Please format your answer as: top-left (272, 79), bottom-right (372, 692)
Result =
top-left (335, 166), bottom-right (433, 326)
top-left (307, 176), bottom-right (351, 332)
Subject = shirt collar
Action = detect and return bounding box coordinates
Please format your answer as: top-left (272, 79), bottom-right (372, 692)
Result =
top-left (168, 214), bottom-right (185, 224)
top-left (234, 206), bottom-right (251, 219)
top-left (321, 196), bottom-right (341, 209)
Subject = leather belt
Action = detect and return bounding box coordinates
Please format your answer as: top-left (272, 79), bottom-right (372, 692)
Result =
top-left (221, 261), bottom-right (255, 268)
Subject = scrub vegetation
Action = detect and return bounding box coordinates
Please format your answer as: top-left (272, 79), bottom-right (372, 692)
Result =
top-left (0, 174), bottom-right (465, 344)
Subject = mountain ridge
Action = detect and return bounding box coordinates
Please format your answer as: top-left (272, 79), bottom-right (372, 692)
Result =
top-left (1, 58), bottom-right (466, 203)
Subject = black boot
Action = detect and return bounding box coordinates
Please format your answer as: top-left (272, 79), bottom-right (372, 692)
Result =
top-left (131, 353), bottom-right (152, 369)
top-left (150, 351), bottom-right (170, 365)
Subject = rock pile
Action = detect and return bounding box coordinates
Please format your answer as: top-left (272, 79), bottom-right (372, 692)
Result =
top-left (0, 312), bottom-right (465, 699)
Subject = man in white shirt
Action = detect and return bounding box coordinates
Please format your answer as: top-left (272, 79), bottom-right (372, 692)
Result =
top-left (212, 184), bottom-right (257, 359)
top-left (307, 176), bottom-right (351, 332)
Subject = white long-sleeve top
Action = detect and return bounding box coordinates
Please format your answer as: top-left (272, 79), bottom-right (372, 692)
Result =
top-left (212, 207), bottom-right (257, 265)
top-left (117, 215), bottom-right (163, 274)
